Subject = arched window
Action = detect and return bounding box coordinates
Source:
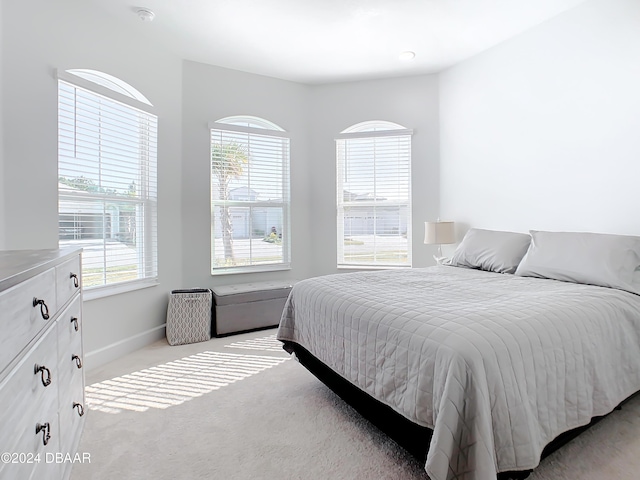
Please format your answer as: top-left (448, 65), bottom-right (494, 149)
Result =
top-left (210, 116), bottom-right (290, 273)
top-left (57, 69), bottom-right (157, 294)
top-left (336, 120), bottom-right (412, 268)
top-left (65, 69), bottom-right (152, 105)
top-left (216, 115), bottom-right (283, 131)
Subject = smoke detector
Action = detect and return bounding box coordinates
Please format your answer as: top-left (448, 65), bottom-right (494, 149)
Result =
top-left (136, 8), bottom-right (155, 22)
top-left (399, 51), bottom-right (416, 61)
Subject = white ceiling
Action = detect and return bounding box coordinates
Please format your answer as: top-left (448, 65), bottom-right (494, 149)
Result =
top-left (92, 0), bottom-right (588, 84)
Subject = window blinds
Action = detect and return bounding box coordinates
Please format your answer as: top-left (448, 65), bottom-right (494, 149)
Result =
top-left (336, 130), bottom-right (412, 267)
top-left (58, 80), bottom-right (158, 288)
top-left (210, 125), bottom-right (290, 273)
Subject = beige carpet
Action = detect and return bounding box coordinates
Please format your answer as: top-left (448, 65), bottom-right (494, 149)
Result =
top-left (71, 329), bottom-right (640, 480)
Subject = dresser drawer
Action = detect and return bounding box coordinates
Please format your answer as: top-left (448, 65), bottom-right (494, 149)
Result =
top-left (0, 268), bottom-right (57, 377)
top-left (57, 296), bottom-right (83, 392)
top-left (0, 393), bottom-right (61, 480)
top-left (0, 454), bottom-right (36, 480)
top-left (55, 256), bottom-right (81, 310)
top-left (57, 295), bottom-right (82, 350)
top-left (30, 447), bottom-right (64, 480)
top-left (56, 295), bottom-right (85, 462)
top-left (0, 325), bottom-right (59, 454)
top-left (58, 337), bottom-right (84, 421)
top-left (58, 370), bottom-right (86, 457)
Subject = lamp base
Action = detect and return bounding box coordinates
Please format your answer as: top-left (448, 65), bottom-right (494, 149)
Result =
top-left (433, 255), bottom-right (448, 265)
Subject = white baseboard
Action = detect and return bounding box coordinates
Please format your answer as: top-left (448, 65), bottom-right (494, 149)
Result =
top-left (84, 324), bottom-right (167, 371)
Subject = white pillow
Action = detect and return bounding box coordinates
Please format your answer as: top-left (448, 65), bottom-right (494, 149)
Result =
top-left (514, 230), bottom-right (640, 295)
top-left (447, 228), bottom-right (531, 274)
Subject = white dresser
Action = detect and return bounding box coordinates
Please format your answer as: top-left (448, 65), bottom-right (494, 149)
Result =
top-left (0, 249), bottom-right (85, 480)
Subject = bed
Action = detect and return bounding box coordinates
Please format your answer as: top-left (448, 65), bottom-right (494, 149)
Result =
top-left (276, 229), bottom-right (640, 480)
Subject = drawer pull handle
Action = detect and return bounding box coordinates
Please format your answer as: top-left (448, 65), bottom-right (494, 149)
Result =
top-left (34, 364), bottom-right (52, 387)
top-left (73, 402), bottom-right (85, 417)
top-left (72, 355), bottom-right (83, 369)
top-left (35, 422), bottom-right (51, 446)
top-left (70, 273), bottom-right (79, 288)
top-left (71, 316), bottom-right (79, 331)
top-left (32, 297), bottom-right (50, 320)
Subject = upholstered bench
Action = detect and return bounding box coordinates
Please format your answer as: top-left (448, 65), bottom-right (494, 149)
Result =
top-left (212, 281), bottom-right (294, 336)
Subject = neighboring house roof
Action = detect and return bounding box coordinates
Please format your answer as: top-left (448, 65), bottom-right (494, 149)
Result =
top-left (228, 186), bottom-right (284, 202)
top-left (229, 186), bottom-right (260, 200)
top-left (343, 190), bottom-right (387, 201)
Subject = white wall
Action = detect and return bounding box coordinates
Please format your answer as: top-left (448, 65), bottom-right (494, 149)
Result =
top-left (0, 0), bottom-right (5, 250)
top-left (181, 61), bottom-right (312, 287)
top-left (439, 0), bottom-right (640, 237)
top-left (309, 75), bottom-right (441, 274)
top-left (1, 0), bottom-right (183, 366)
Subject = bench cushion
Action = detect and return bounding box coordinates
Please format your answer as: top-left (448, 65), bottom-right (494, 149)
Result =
top-left (212, 281), bottom-right (293, 305)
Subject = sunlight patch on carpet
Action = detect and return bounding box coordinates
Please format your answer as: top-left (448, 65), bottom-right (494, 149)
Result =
top-left (224, 333), bottom-right (284, 352)
top-left (85, 351), bottom-right (289, 414)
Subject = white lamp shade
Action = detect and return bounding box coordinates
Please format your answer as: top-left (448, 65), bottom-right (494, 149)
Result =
top-left (424, 221), bottom-right (455, 245)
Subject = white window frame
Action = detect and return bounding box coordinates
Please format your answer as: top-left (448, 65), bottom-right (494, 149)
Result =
top-left (210, 116), bottom-right (291, 275)
top-left (336, 121), bottom-right (413, 269)
top-left (57, 69), bottom-right (158, 299)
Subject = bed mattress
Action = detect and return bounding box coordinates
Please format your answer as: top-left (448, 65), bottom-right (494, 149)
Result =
top-left (276, 266), bottom-right (640, 480)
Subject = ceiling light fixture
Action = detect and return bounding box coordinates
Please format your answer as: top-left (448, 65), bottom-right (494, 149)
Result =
top-left (399, 51), bottom-right (416, 61)
top-left (136, 8), bottom-right (155, 22)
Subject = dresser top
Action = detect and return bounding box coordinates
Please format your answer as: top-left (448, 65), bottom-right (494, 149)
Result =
top-left (0, 248), bottom-right (81, 292)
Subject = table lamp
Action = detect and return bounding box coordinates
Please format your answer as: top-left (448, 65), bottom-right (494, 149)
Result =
top-left (424, 220), bottom-right (455, 262)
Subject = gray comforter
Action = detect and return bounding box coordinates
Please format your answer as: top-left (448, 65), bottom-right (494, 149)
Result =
top-left (276, 266), bottom-right (640, 480)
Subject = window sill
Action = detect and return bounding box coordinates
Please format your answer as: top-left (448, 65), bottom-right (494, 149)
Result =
top-left (337, 264), bottom-right (412, 270)
top-left (211, 264), bottom-right (291, 276)
top-left (83, 278), bottom-right (159, 301)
